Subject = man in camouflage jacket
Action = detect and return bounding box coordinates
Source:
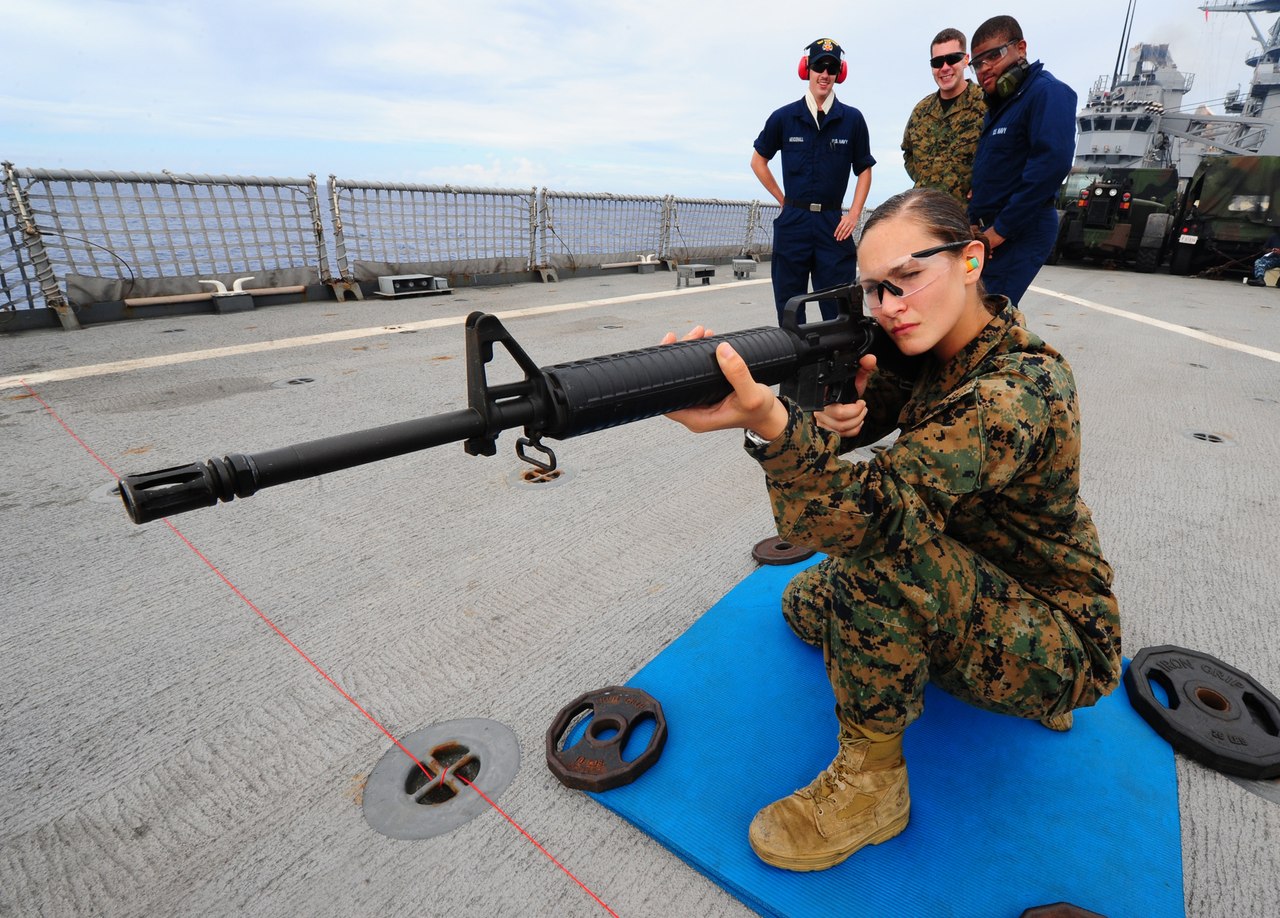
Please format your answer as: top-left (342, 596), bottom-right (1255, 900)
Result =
top-left (902, 28), bottom-right (986, 204)
top-left (745, 298), bottom-right (1122, 733)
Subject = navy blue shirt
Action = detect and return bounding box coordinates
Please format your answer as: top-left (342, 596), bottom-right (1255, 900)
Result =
top-left (754, 97), bottom-right (875, 205)
top-left (969, 62), bottom-right (1076, 239)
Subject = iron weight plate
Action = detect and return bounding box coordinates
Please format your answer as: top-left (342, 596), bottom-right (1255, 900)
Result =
top-left (1124, 644), bottom-right (1280, 780)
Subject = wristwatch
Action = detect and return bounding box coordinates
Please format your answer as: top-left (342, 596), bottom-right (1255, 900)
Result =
top-left (744, 428), bottom-right (772, 448)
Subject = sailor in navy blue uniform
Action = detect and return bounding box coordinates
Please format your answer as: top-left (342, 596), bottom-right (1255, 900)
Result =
top-left (967, 16), bottom-right (1076, 304)
top-left (752, 38), bottom-right (875, 323)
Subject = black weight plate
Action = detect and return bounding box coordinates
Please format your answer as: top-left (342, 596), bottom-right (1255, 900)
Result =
top-left (1124, 644), bottom-right (1280, 780)
top-left (1019, 904), bottom-right (1107, 918)
top-left (545, 686), bottom-right (667, 792)
top-left (752, 535), bottom-right (815, 566)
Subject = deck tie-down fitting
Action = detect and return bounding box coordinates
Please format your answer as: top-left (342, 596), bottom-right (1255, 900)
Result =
top-left (199, 276), bottom-right (256, 295)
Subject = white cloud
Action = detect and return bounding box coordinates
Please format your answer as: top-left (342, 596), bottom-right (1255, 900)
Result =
top-left (410, 156), bottom-right (545, 188)
top-left (3, 1), bottom-right (1270, 201)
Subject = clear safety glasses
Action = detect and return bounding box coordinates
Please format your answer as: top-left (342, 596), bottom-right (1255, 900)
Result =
top-left (857, 240), bottom-right (971, 313)
top-left (969, 40), bottom-right (1016, 73)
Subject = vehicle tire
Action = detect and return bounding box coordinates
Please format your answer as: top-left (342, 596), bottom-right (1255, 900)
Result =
top-left (1045, 219), bottom-right (1069, 266)
top-left (1136, 213), bottom-right (1174, 274)
top-left (1135, 245), bottom-right (1159, 273)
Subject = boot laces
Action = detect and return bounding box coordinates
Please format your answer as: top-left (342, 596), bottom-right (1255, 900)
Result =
top-left (798, 742), bottom-right (864, 813)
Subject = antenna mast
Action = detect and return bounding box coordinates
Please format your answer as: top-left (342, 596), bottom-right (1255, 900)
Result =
top-left (1111, 0), bottom-right (1138, 90)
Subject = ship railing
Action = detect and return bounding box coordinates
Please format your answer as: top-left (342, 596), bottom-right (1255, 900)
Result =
top-left (1, 165), bottom-right (328, 330)
top-left (533, 191), bottom-right (775, 272)
top-left (2, 164), bottom-right (779, 329)
top-left (537, 189), bottom-right (668, 273)
top-left (330, 178), bottom-right (538, 286)
top-left (1, 163), bottom-right (50, 324)
top-left (669, 197), bottom-right (783, 262)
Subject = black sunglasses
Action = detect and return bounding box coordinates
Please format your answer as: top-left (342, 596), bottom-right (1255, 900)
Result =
top-left (929, 51), bottom-right (966, 69)
top-left (810, 59), bottom-right (842, 75)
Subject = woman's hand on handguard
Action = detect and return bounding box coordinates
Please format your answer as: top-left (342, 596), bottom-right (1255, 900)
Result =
top-left (814, 353), bottom-right (877, 438)
top-left (662, 326), bottom-right (788, 441)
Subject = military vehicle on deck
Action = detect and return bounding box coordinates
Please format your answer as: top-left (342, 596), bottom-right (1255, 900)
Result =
top-left (1049, 167), bottom-right (1180, 272)
top-left (1168, 155), bottom-right (1280, 277)
top-left (1056, 167), bottom-right (1105, 209)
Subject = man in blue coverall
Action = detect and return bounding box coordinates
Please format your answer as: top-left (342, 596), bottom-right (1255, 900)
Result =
top-left (967, 15), bottom-right (1075, 304)
top-left (752, 38), bottom-right (875, 323)
top-left (1248, 229), bottom-right (1280, 285)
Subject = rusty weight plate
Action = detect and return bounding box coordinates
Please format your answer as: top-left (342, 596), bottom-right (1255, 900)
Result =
top-left (752, 535), bottom-right (815, 566)
top-left (546, 686), bottom-right (667, 792)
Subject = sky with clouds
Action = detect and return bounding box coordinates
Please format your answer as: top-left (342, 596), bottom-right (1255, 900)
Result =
top-left (3, 1), bottom-right (1270, 206)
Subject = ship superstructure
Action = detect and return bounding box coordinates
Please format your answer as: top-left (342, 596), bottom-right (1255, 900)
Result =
top-left (1075, 1), bottom-right (1280, 178)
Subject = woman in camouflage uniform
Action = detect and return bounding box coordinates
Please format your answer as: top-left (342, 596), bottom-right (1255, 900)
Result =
top-left (667, 187), bottom-right (1122, 872)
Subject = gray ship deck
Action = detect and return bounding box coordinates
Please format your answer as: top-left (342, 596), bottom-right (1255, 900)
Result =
top-left (3, 263), bottom-right (1278, 917)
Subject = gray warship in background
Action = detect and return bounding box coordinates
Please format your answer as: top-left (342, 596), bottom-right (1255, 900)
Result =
top-left (1075, 0), bottom-right (1280, 178)
top-left (1056, 1), bottom-right (1280, 277)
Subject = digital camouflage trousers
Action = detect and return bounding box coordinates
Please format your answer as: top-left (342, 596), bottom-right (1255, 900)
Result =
top-left (782, 535), bottom-right (1090, 734)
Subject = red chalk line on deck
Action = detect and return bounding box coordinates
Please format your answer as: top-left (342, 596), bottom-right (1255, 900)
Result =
top-left (23, 380), bottom-right (620, 918)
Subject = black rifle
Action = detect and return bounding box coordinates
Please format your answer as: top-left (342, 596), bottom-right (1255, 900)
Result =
top-left (119, 284), bottom-right (905, 524)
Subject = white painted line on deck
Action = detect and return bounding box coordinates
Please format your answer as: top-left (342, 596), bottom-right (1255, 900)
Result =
top-left (1030, 284), bottom-right (1280, 364)
top-left (0, 279), bottom-right (771, 391)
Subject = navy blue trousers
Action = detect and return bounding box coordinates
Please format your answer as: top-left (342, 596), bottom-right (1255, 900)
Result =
top-left (1253, 252), bottom-right (1280, 280)
top-left (979, 207), bottom-right (1060, 305)
top-left (770, 207), bottom-right (857, 323)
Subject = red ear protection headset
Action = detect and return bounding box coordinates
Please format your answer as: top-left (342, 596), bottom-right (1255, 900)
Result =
top-left (798, 45), bottom-right (847, 83)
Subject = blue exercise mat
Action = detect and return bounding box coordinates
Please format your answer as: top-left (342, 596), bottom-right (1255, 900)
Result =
top-left (590, 558), bottom-right (1185, 918)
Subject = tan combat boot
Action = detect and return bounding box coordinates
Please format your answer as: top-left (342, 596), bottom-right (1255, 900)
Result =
top-left (748, 722), bottom-right (909, 871)
top-left (1040, 712), bottom-right (1074, 732)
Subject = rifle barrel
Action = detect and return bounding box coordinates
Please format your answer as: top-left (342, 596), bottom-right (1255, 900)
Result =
top-left (118, 407), bottom-right (530, 524)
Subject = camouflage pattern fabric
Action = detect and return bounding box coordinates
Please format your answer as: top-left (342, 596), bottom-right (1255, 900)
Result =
top-left (901, 82), bottom-right (986, 204)
top-left (745, 298), bottom-right (1122, 732)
